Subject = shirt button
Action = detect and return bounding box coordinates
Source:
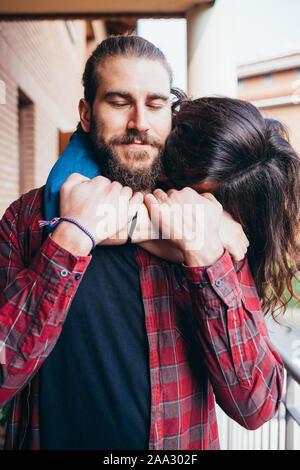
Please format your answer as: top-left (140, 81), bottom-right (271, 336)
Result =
top-left (197, 281), bottom-right (205, 289)
top-left (215, 279), bottom-right (222, 287)
top-left (75, 273), bottom-right (81, 280)
top-left (60, 269), bottom-right (68, 277)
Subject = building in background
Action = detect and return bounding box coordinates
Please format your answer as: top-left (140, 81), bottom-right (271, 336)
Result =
top-left (0, 20), bottom-right (104, 215)
top-left (238, 52), bottom-right (300, 153)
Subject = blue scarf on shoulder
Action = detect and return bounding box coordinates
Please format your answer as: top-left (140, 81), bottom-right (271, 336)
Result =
top-left (44, 125), bottom-right (101, 231)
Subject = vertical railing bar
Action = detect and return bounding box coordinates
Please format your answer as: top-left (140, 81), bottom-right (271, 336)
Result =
top-left (271, 417), bottom-right (275, 450)
top-left (247, 425), bottom-right (250, 450)
top-left (227, 411), bottom-right (231, 450)
top-left (280, 367), bottom-right (287, 449)
top-left (277, 372), bottom-right (285, 450)
top-left (285, 373), bottom-right (293, 450)
top-left (277, 405), bottom-right (281, 450)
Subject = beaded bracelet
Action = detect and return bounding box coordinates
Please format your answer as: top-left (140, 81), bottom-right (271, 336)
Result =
top-left (38, 217), bottom-right (96, 250)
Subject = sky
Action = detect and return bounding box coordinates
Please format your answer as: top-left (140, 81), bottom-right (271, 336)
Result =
top-left (137, 0), bottom-right (300, 92)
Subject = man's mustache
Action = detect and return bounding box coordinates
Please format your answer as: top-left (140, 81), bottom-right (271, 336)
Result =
top-left (109, 132), bottom-right (162, 148)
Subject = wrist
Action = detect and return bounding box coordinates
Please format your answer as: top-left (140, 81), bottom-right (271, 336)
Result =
top-left (182, 239), bottom-right (224, 267)
top-left (51, 221), bottom-right (93, 256)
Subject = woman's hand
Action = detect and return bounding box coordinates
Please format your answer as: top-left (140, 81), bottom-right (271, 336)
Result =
top-left (201, 193), bottom-right (249, 261)
top-left (144, 188), bottom-right (224, 267)
top-left (219, 210), bottom-right (249, 261)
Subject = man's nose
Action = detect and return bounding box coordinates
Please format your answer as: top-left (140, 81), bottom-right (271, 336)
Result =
top-left (127, 105), bottom-right (150, 134)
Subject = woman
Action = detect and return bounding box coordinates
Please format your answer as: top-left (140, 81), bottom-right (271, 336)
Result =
top-left (157, 96), bottom-right (300, 318)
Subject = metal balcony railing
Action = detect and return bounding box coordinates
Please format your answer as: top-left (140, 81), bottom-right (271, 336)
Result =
top-left (216, 314), bottom-right (300, 450)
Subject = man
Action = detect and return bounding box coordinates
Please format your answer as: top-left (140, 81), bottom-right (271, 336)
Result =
top-left (0, 36), bottom-right (283, 450)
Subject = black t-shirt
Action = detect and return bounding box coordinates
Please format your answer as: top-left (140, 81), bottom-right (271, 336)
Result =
top-left (39, 244), bottom-right (151, 450)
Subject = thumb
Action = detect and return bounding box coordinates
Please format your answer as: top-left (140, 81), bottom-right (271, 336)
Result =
top-left (144, 193), bottom-right (158, 211)
top-left (128, 192), bottom-right (144, 220)
top-left (144, 193), bottom-right (162, 233)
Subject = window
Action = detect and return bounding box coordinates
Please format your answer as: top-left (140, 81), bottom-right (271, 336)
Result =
top-left (263, 73), bottom-right (273, 85)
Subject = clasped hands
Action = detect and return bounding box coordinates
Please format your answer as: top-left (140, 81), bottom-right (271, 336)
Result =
top-left (52, 173), bottom-right (249, 265)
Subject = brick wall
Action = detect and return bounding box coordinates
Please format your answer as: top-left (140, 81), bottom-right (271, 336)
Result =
top-left (0, 19), bottom-right (106, 217)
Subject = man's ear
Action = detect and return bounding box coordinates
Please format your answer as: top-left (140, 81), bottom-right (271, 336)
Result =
top-left (78, 98), bottom-right (91, 133)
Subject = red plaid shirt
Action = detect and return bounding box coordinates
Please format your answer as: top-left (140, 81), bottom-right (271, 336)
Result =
top-left (0, 187), bottom-right (283, 450)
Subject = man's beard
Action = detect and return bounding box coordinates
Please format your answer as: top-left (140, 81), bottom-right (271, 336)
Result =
top-left (90, 119), bottom-right (164, 193)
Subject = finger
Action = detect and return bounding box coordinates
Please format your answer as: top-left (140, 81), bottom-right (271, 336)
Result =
top-left (63, 172), bottom-right (90, 187)
top-left (144, 193), bottom-right (159, 210)
top-left (144, 193), bottom-right (161, 226)
top-left (153, 188), bottom-right (169, 204)
top-left (231, 250), bottom-right (244, 262)
top-left (120, 185), bottom-right (133, 200)
top-left (91, 175), bottom-right (111, 185)
top-left (129, 192), bottom-right (144, 215)
top-left (181, 186), bottom-right (197, 194)
top-left (105, 181), bottom-right (123, 197)
top-left (167, 188), bottom-right (177, 197)
top-left (90, 175), bottom-right (112, 195)
top-left (130, 191), bottom-right (144, 205)
top-left (200, 192), bottom-right (218, 203)
top-left (110, 181), bottom-right (123, 190)
top-left (127, 194), bottom-right (146, 232)
top-left (243, 242), bottom-right (249, 252)
top-left (239, 239), bottom-right (248, 252)
top-left (91, 177), bottom-right (112, 196)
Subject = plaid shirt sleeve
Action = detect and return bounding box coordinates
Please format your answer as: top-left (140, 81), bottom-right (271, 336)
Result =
top-left (0, 189), bottom-right (91, 408)
top-left (182, 250), bottom-right (284, 430)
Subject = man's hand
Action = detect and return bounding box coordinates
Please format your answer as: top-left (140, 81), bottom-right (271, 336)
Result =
top-left (144, 188), bottom-right (224, 267)
top-left (52, 173), bottom-right (143, 256)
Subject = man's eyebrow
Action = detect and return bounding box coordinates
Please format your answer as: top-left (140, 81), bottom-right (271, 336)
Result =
top-left (102, 91), bottom-right (170, 101)
top-left (147, 93), bottom-right (169, 101)
top-left (103, 91), bottom-right (131, 100)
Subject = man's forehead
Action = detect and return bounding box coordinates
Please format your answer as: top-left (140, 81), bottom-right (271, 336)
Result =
top-left (96, 56), bottom-right (171, 95)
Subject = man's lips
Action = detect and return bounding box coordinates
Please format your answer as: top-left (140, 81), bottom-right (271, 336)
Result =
top-left (110, 133), bottom-right (162, 149)
top-left (118, 141), bottom-right (151, 147)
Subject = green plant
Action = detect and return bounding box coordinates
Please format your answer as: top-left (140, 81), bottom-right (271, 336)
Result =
top-left (287, 275), bottom-right (300, 309)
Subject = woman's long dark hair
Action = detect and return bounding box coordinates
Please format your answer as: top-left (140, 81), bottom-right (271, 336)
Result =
top-left (164, 96), bottom-right (300, 319)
